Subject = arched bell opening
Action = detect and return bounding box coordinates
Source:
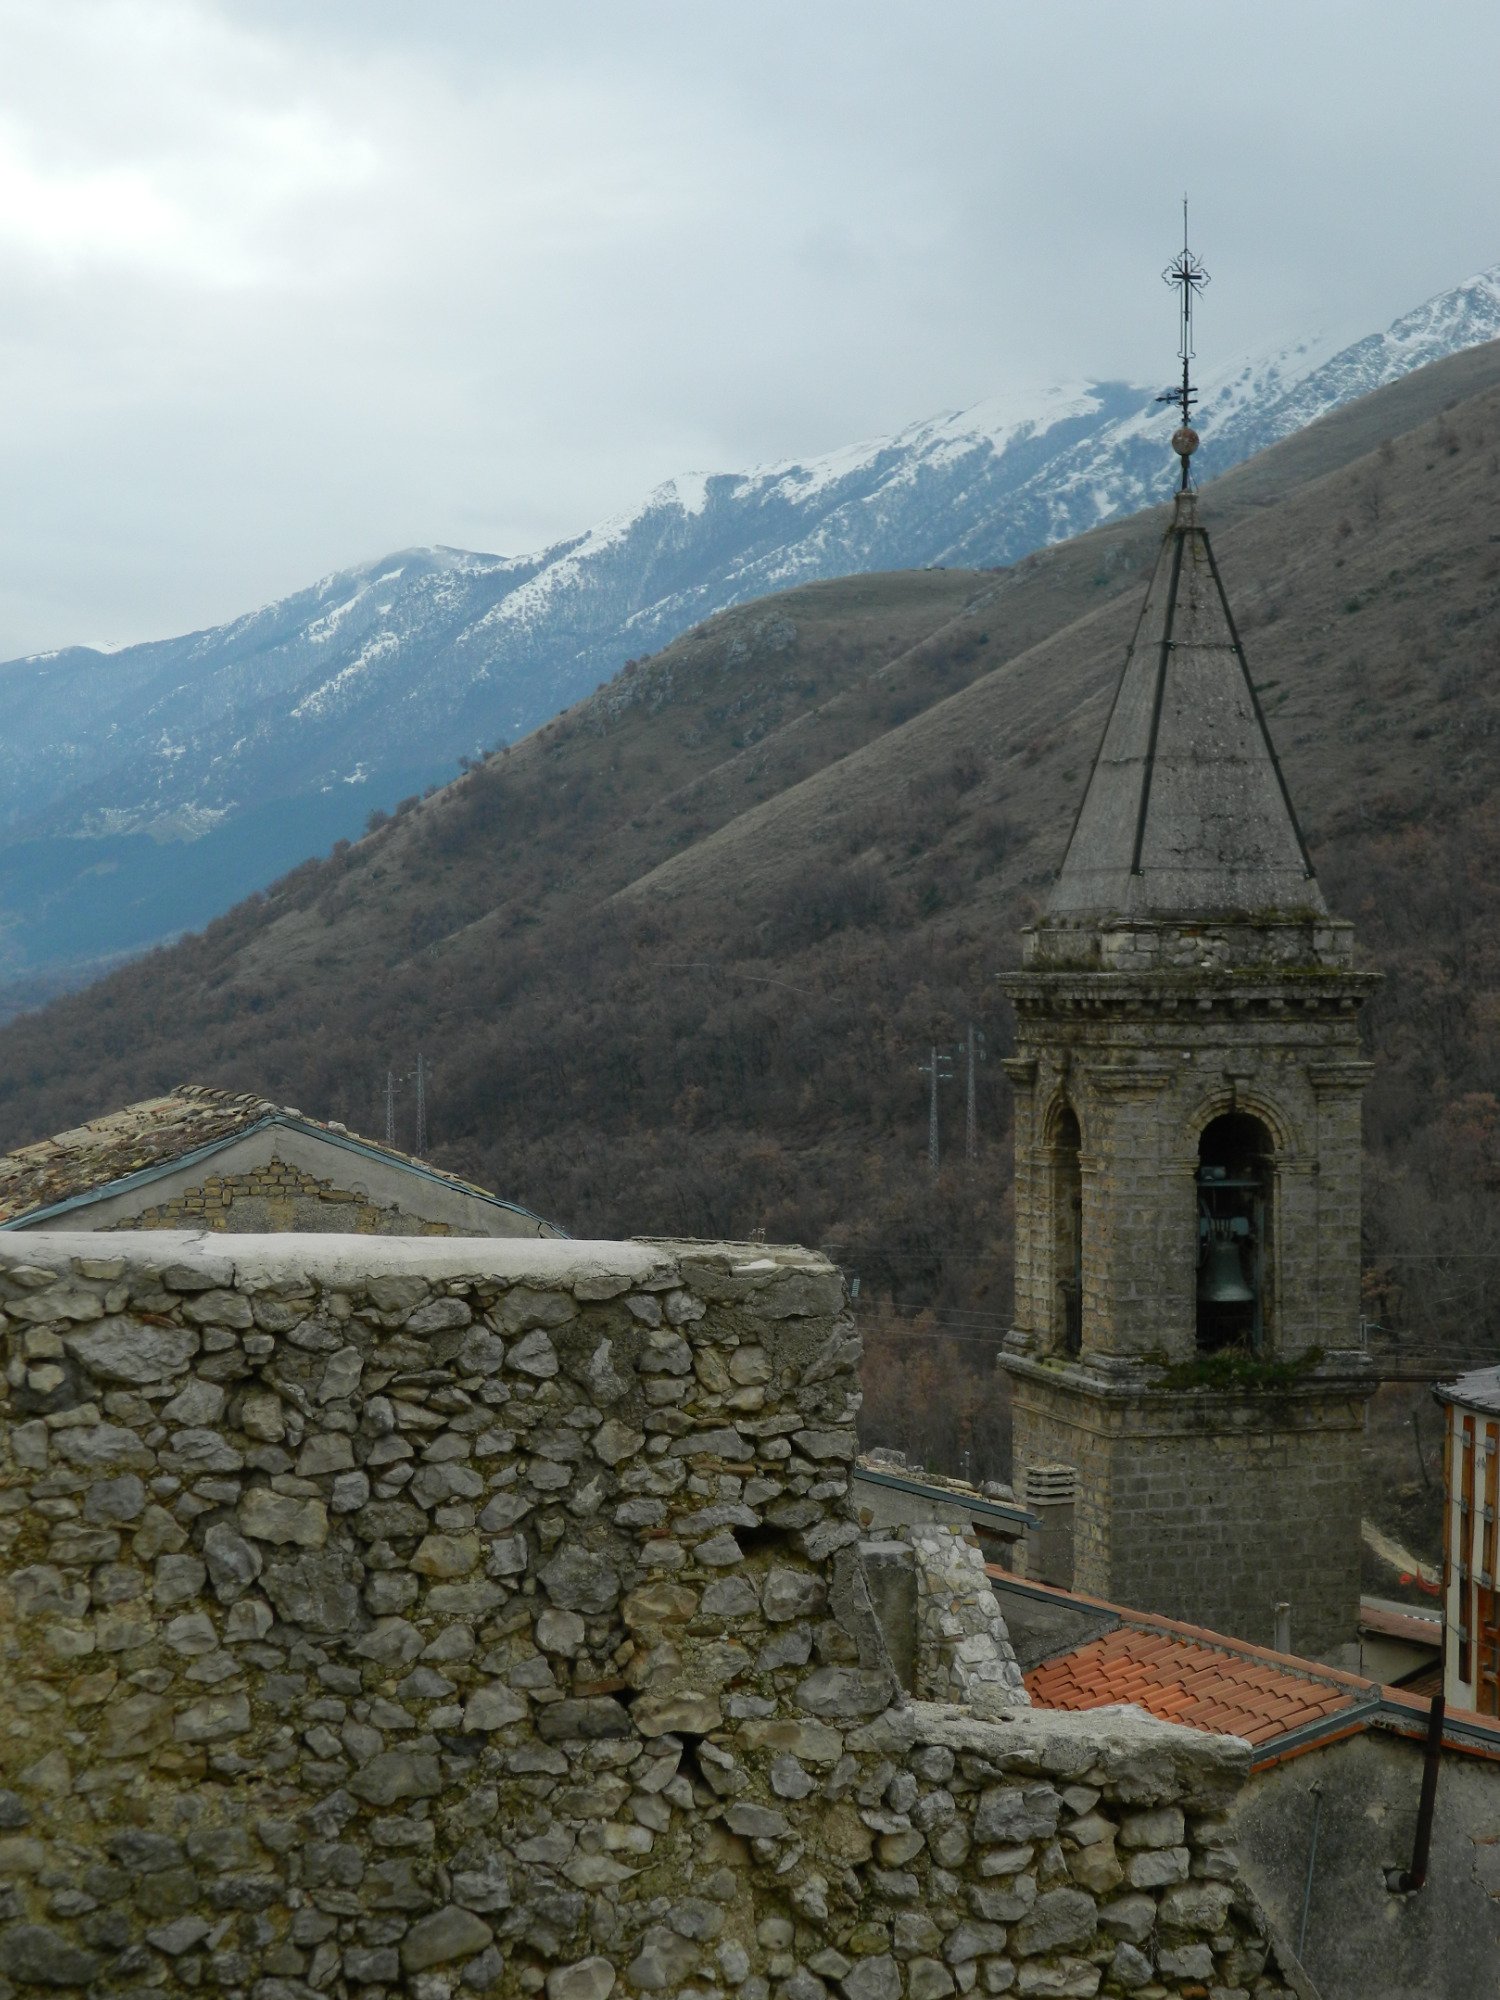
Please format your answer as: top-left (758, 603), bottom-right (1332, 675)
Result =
top-left (1051, 1106), bottom-right (1083, 1356)
top-left (1196, 1112), bottom-right (1274, 1354)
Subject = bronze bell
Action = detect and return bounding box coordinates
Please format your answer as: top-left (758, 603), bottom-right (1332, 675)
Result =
top-left (1198, 1227), bottom-right (1255, 1305)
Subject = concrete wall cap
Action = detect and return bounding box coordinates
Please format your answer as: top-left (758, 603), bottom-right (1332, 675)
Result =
top-left (0, 1230), bottom-right (841, 1294)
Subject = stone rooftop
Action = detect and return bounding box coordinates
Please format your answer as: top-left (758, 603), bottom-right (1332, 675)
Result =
top-left (0, 1084), bottom-right (538, 1230)
top-left (1437, 1362), bottom-right (1500, 1417)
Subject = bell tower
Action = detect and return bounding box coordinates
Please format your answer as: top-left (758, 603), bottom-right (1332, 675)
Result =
top-left (999, 220), bottom-right (1377, 1663)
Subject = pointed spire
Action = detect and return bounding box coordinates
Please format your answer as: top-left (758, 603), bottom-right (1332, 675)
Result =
top-left (1047, 220), bottom-right (1322, 923)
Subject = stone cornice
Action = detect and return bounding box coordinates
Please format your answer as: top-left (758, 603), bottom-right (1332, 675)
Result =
top-left (999, 1339), bottom-right (1377, 1407)
top-left (999, 968), bottom-right (1380, 1020)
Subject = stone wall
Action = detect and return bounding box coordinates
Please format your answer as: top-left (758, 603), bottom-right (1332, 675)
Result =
top-left (900, 1528), bottom-right (1027, 1711)
top-left (1232, 1732), bottom-right (1500, 2000)
top-left (1004, 1367), bottom-right (1368, 1663)
top-left (0, 1233), bottom-right (1306, 2000)
top-left (107, 1159), bottom-right (456, 1237)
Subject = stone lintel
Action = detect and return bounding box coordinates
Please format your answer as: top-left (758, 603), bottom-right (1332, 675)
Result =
top-left (0, 1228), bottom-right (833, 1295)
top-left (1083, 1062), bottom-right (1174, 1095)
top-left (905, 1700), bottom-right (1251, 1802)
top-left (1305, 1060), bottom-right (1378, 1093)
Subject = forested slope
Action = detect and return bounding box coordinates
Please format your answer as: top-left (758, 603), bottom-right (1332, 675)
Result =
top-left (2, 346), bottom-right (1500, 1485)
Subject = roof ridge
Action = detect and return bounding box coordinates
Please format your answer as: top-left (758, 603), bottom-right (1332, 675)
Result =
top-left (988, 1565), bottom-right (1375, 1690)
top-left (174, 1083), bottom-right (272, 1109)
top-left (1113, 1610), bottom-right (1374, 1690)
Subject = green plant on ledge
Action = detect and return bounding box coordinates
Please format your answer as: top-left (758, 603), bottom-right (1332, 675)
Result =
top-left (1148, 1345), bottom-right (1325, 1393)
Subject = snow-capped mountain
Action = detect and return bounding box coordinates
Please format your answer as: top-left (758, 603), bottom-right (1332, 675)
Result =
top-left (3, 262), bottom-right (1499, 986)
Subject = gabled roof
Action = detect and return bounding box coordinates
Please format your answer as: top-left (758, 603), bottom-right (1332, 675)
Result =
top-left (1048, 488), bottom-right (1324, 923)
top-left (0, 1084), bottom-right (556, 1234)
top-left (992, 1568), bottom-right (1500, 1769)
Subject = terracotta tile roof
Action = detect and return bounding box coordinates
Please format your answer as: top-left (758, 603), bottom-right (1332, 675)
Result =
top-left (998, 1572), bottom-right (1380, 1765)
top-left (1358, 1598), bottom-right (1442, 1646)
top-left (994, 1568), bottom-right (1500, 1765)
top-left (0, 1083), bottom-right (513, 1226)
top-left (1026, 1624), bottom-right (1374, 1755)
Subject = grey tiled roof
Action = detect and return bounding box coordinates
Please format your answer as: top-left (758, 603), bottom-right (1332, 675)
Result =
top-left (1438, 1364), bottom-right (1500, 1417)
top-left (1048, 489), bottom-right (1324, 923)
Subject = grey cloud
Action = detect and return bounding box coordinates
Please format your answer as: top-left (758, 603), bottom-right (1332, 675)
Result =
top-left (0, 0), bottom-right (1497, 659)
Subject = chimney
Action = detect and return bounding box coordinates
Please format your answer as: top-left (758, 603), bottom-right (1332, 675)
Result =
top-left (1023, 1462), bottom-right (1078, 1589)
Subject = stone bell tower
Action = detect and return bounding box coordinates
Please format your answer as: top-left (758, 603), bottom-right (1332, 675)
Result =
top-left (999, 227), bottom-right (1377, 1663)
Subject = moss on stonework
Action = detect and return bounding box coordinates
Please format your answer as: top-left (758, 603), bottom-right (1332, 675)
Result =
top-left (1147, 1345), bottom-right (1325, 1393)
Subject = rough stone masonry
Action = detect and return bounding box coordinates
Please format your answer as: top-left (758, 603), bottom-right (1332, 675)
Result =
top-left (0, 1233), bottom-right (1305, 2000)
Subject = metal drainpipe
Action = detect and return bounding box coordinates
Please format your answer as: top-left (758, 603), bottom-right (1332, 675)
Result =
top-left (1387, 1547), bottom-right (1449, 1896)
top-left (1389, 1692), bottom-right (1445, 1894)
top-left (1297, 1782), bottom-right (1323, 1959)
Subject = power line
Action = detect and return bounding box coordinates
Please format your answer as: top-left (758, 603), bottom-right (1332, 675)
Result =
top-left (861, 1333), bottom-right (1008, 1350)
top-left (660, 961), bottom-right (821, 998)
top-left (377, 1054), bottom-right (433, 1157)
top-left (965, 1023), bottom-right (986, 1163)
top-left (917, 1045), bottom-right (955, 1176)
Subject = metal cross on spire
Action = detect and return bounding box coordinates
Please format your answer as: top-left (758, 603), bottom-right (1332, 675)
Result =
top-left (1156, 196), bottom-right (1210, 490)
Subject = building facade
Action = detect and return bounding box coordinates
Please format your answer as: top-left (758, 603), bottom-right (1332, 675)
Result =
top-left (1438, 1366), bottom-right (1500, 1715)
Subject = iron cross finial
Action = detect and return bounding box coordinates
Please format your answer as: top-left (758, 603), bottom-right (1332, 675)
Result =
top-left (1157, 196), bottom-right (1210, 490)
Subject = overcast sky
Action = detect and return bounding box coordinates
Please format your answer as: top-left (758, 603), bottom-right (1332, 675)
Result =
top-left (3, 0), bottom-right (1499, 656)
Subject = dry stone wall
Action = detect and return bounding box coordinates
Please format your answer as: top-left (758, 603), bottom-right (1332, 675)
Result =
top-left (0, 1233), bottom-right (1306, 2000)
top-left (900, 1529), bottom-right (1027, 1711)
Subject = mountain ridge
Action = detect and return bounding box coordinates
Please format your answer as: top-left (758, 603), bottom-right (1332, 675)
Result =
top-left (3, 262), bottom-right (1499, 987)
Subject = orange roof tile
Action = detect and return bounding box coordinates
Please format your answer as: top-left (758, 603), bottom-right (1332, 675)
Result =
top-left (991, 1564), bottom-right (1500, 1766)
top-left (1025, 1625), bottom-right (1371, 1760)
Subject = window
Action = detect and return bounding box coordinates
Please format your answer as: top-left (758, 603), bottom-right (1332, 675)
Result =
top-left (1196, 1112), bottom-right (1273, 1353)
top-left (1053, 1107), bottom-right (1083, 1356)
